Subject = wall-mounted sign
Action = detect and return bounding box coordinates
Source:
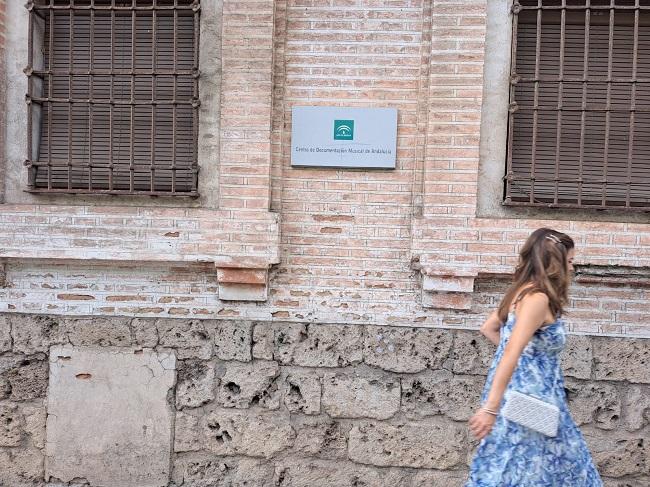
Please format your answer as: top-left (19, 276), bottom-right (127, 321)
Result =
top-left (290, 106), bottom-right (397, 169)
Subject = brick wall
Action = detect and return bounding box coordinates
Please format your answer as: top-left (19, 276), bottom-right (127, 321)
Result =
top-left (0, 0), bottom-right (649, 335)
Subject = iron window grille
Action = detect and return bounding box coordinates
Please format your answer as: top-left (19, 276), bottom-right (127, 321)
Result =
top-left (505, 0), bottom-right (650, 210)
top-left (25, 0), bottom-right (200, 196)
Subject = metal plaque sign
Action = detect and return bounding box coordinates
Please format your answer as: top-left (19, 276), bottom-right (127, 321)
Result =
top-left (291, 106), bottom-right (397, 169)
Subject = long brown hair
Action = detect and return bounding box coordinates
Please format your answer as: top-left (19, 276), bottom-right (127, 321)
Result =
top-left (497, 228), bottom-right (575, 324)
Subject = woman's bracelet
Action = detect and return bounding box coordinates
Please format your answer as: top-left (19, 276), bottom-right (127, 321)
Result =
top-left (480, 406), bottom-right (498, 416)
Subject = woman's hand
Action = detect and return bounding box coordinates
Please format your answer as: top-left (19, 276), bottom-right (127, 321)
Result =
top-left (469, 409), bottom-right (497, 440)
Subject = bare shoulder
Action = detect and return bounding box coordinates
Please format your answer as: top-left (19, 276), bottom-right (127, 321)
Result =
top-left (514, 292), bottom-right (552, 329)
top-left (519, 291), bottom-right (549, 309)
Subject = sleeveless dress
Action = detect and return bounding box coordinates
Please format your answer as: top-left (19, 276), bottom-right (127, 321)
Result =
top-left (465, 312), bottom-right (603, 487)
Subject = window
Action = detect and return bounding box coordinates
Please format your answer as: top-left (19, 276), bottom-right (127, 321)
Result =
top-left (505, 0), bottom-right (650, 210)
top-left (26, 0), bottom-right (200, 196)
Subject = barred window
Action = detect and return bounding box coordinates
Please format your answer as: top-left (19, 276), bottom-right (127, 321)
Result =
top-left (505, 0), bottom-right (650, 210)
top-left (26, 0), bottom-right (200, 196)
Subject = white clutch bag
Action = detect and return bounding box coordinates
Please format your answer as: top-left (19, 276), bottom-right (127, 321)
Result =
top-left (501, 390), bottom-right (560, 437)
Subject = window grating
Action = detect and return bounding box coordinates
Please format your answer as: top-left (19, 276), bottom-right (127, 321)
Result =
top-left (26, 0), bottom-right (200, 196)
top-left (505, 0), bottom-right (650, 211)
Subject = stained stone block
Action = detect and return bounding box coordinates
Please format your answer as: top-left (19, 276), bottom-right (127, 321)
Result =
top-left (172, 454), bottom-right (275, 487)
top-left (46, 346), bottom-right (176, 487)
top-left (593, 338), bottom-right (650, 384)
top-left (284, 372), bottom-right (321, 415)
top-left (322, 372), bottom-right (400, 419)
top-left (561, 334), bottom-right (593, 380)
top-left (348, 419), bottom-right (466, 469)
top-left (622, 385), bottom-right (650, 432)
top-left (213, 320), bottom-right (252, 362)
top-left (364, 327), bottom-right (453, 373)
top-left (450, 330), bottom-right (495, 375)
top-left (402, 370), bottom-right (484, 421)
top-left (157, 319), bottom-right (213, 359)
top-left (216, 360), bottom-right (280, 409)
top-left (176, 360), bottom-right (216, 409)
top-left (565, 378), bottom-right (621, 430)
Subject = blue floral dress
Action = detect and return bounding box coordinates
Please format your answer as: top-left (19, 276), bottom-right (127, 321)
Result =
top-left (465, 312), bottom-right (602, 487)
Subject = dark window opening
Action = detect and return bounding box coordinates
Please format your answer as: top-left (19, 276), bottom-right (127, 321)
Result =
top-left (505, 0), bottom-right (650, 210)
top-left (26, 0), bottom-right (200, 196)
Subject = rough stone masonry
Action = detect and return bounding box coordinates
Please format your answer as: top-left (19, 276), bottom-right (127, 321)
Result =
top-left (0, 313), bottom-right (648, 487)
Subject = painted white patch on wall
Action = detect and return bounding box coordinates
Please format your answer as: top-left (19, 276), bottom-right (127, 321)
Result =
top-left (46, 346), bottom-right (176, 487)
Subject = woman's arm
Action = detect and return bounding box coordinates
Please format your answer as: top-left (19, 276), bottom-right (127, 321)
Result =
top-left (469, 293), bottom-right (550, 440)
top-left (479, 310), bottom-right (502, 345)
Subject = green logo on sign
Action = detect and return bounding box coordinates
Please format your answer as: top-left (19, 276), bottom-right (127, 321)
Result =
top-left (334, 120), bottom-right (354, 140)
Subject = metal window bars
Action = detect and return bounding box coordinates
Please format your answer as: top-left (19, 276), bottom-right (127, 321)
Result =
top-left (505, 0), bottom-right (650, 210)
top-left (25, 0), bottom-right (200, 196)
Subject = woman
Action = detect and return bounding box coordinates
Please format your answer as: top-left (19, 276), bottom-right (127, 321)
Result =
top-left (465, 228), bottom-right (602, 486)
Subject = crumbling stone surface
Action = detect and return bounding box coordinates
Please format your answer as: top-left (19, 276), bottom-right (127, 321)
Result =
top-left (561, 334), bottom-right (593, 380)
top-left (272, 459), bottom-right (415, 487)
top-left (217, 360), bottom-right (280, 409)
top-left (587, 433), bottom-right (650, 478)
top-left (290, 416), bottom-right (347, 460)
top-left (0, 402), bottom-right (23, 446)
top-left (364, 327), bottom-right (453, 373)
top-left (348, 419), bottom-right (466, 469)
top-left (172, 453), bottom-right (275, 487)
top-left (176, 359), bottom-right (216, 409)
top-left (130, 318), bottom-right (159, 348)
top-left (450, 330), bottom-right (495, 375)
top-left (0, 315), bottom-right (12, 352)
top-left (0, 447), bottom-right (44, 486)
top-left (251, 322), bottom-right (275, 360)
top-left (157, 319), bottom-right (213, 359)
top-left (7, 355), bottom-right (48, 401)
top-left (622, 385), bottom-right (650, 432)
top-left (254, 323), bottom-right (364, 367)
top-left (411, 469), bottom-right (470, 487)
top-left (283, 372), bottom-right (321, 415)
top-left (176, 408), bottom-right (295, 459)
top-left (600, 478), bottom-right (650, 487)
top-left (565, 378), bottom-right (622, 430)
top-left (64, 316), bottom-right (132, 347)
top-left (213, 320), bottom-right (252, 362)
top-left (11, 314), bottom-right (65, 354)
top-left (593, 337), bottom-right (650, 384)
top-left (401, 370), bottom-right (484, 421)
top-left (22, 404), bottom-right (46, 449)
top-left (321, 372), bottom-right (400, 419)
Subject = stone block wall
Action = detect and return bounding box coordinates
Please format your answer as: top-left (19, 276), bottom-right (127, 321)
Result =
top-left (1, 313), bottom-right (648, 486)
